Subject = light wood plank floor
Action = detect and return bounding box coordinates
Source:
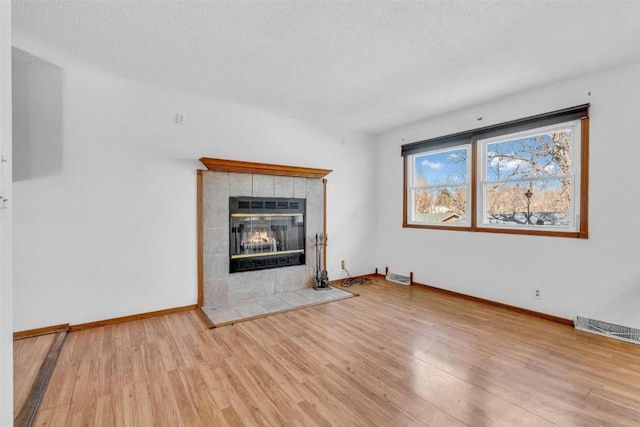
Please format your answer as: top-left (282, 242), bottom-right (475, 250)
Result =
top-left (16, 277), bottom-right (640, 426)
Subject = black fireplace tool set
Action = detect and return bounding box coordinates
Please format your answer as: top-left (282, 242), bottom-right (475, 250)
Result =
top-left (314, 233), bottom-right (331, 291)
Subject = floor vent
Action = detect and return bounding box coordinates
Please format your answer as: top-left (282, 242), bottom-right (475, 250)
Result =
top-left (386, 272), bottom-right (410, 285)
top-left (575, 316), bottom-right (640, 345)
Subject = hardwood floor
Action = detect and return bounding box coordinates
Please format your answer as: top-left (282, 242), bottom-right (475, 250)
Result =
top-left (16, 278), bottom-right (640, 426)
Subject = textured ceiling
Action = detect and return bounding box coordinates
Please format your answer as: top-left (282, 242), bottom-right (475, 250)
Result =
top-left (11, 0), bottom-right (640, 134)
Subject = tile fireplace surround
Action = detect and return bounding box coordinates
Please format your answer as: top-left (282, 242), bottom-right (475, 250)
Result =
top-left (198, 159), bottom-right (351, 326)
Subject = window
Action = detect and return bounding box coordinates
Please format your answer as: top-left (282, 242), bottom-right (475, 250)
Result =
top-left (402, 105), bottom-right (589, 238)
top-left (478, 122), bottom-right (580, 231)
top-left (407, 145), bottom-right (470, 227)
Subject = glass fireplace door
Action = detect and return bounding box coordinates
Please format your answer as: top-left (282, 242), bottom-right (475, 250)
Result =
top-left (229, 197), bottom-right (306, 273)
top-left (230, 213), bottom-right (304, 257)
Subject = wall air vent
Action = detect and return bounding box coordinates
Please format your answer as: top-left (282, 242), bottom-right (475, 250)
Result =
top-left (575, 316), bottom-right (640, 345)
top-left (386, 272), bottom-right (410, 286)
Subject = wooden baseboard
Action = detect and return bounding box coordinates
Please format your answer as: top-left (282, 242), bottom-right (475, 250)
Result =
top-left (375, 266), bottom-right (572, 326)
top-left (14, 305), bottom-right (199, 338)
top-left (410, 281), bottom-right (573, 326)
top-left (69, 304), bottom-right (198, 332)
top-left (13, 324), bottom-right (70, 341)
top-left (369, 267), bottom-right (573, 327)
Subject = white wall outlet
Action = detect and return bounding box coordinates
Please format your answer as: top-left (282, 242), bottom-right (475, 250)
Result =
top-left (176, 112), bottom-right (186, 125)
top-left (341, 260), bottom-right (345, 270)
top-left (533, 287), bottom-right (542, 299)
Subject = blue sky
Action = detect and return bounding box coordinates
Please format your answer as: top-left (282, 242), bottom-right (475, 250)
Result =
top-left (414, 148), bottom-right (467, 185)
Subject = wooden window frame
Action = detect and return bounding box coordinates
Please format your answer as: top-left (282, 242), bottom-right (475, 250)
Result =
top-left (404, 144), bottom-right (472, 229)
top-left (402, 112), bottom-right (589, 239)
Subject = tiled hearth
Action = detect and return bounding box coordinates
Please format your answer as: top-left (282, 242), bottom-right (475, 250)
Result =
top-left (202, 287), bottom-right (354, 326)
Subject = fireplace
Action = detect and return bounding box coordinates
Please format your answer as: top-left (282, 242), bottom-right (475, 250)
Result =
top-left (229, 197), bottom-right (306, 273)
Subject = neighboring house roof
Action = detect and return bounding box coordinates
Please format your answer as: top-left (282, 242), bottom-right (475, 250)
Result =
top-left (415, 212), bottom-right (460, 223)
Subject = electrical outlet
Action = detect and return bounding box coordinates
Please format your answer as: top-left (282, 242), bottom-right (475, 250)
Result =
top-left (533, 287), bottom-right (542, 299)
top-left (341, 260), bottom-right (345, 270)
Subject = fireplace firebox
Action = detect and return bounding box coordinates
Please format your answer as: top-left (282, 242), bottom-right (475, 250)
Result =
top-left (229, 197), bottom-right (305, 273)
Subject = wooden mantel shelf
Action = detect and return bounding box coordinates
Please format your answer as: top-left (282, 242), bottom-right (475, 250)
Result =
top-left (199, 157), bottom-right (332, 179)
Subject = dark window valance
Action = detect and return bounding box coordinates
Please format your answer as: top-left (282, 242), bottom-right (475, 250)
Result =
top-left (401, 104), bottom-right (589, 157)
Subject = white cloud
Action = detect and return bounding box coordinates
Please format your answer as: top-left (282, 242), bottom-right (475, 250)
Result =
top-left (490, 157), bottom-right (527, 171)
top-left (422, 159), bottom-right (444, 170)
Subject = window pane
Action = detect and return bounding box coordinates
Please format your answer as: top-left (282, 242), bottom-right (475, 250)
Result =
top-left (413, 148), bottom-right (467, 186)
top-left (484, 179), bottom-right (571, 227)
top-left (412, 187), bottom-right (467, 224)
top-left (486, 129), bottom-right (572, 182)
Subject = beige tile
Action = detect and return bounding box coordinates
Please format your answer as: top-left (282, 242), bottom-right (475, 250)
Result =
top-left (296, 287), bottom-right (351, 302)
top-left (204, 254), bottom-right (228, 281)
top-left (233, 302), bottom-right (270, 318)
top-left (252, 174), bottom-right (274, 197)
top-left (202, 227), bottom-right (227, 256)
top-left (257, 295), bottom-right (293, 312)
top-left (274, 176), bottom-right (294, 198)
top-left (278, 291), bottom-right (314, 307)
top-left (274, 266), bottom-right (309, 293)
top-left (204, 278), bottom-right (229, 307)
top-left (202, 306), bottom-right (241, 325)
top-left (203, 171), bottom-right (229, 205)
top-left (228, 172), bottom-right (252, 196)
top-left (228, 270), bottom-right (275, 301)
top-left (293, 177), bottom-right (307, 198)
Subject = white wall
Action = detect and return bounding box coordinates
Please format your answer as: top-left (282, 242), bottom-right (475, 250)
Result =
top-left (12, 48), bottom-right (376, 331)
top-left (375, 61), bottom-right (640, 323)
top-left (0, 2), bottom-right (13, 424)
